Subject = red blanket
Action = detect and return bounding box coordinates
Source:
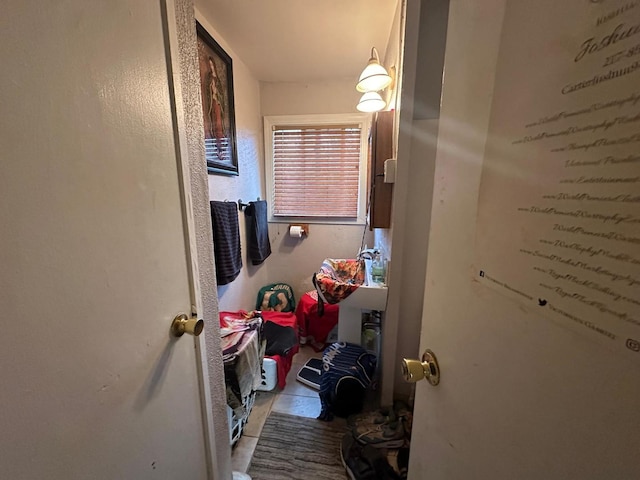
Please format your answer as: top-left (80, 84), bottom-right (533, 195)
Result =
top-left (295, 291), bottom-right (339, 352)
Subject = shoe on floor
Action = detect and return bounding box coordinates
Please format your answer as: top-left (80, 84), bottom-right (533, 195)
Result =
top-left (347, 408), bottom-right (391, 430)
top-left (352, 417), bottom-right (405, 449)
top-left (340, 433), bottom-right (402, 480)
top-left (341, 433), bottom-right (376, 480)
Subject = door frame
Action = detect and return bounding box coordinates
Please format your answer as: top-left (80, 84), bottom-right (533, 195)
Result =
top-left (161, 1), bottom-right (230, 478)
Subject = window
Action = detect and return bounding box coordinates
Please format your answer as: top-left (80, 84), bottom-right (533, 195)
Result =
top-left (264, 114), bottom-right (370, 223)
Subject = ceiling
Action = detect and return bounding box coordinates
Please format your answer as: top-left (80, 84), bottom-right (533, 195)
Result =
top-left (195, 0), bottom-right (399, 83)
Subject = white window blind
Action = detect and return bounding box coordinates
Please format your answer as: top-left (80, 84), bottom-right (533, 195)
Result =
top-left (270, 123), bottom-right (363, 218)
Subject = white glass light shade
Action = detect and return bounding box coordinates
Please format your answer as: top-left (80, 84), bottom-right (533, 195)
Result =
top-left (356, 61), bottom-right (392, 92)
top-left (356, 91), bottom-right (386, 113)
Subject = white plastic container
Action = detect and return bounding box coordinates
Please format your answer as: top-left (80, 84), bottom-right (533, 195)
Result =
top-left (257, 357), bottom-right (278, 391)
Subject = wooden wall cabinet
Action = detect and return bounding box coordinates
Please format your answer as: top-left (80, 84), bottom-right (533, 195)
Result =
top-left (369, 110), bottom-right (394, 229)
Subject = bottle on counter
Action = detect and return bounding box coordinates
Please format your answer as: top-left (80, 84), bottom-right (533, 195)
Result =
top-left (371, 251), bottom-right (386, 285)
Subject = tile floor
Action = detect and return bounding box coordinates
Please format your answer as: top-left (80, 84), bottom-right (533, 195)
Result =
top-left (231, 346), bottom-right (323, 473)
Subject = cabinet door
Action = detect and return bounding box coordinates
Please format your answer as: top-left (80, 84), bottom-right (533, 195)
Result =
top-left (369, 111), bottom-right (394, 229)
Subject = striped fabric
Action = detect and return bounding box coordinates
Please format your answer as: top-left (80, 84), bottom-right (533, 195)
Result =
top-left (318, 342), bottom-right (377, 421)
top-left (210, 201), bottom-right (242, 285)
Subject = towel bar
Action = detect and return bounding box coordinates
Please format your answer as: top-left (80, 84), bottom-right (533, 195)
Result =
top-left (237, 197), bottom-right (261, 211)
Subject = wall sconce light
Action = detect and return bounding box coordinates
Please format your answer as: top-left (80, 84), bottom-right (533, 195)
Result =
top-left (356, 91), bottom-right (386, 113)
top-left (356, 47), bottom-right (392, 92)
top-left (356, 47), bottom-right (393, 113)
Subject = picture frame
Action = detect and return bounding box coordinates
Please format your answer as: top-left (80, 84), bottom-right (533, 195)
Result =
top-left (196, 21), bottom-right (239, 176)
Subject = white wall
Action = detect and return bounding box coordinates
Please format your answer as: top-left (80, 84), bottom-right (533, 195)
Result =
top-left (195, 11), bottom-right (270, 312)
top-left (261, 80), bottom-right (362, 116)
top-left (260, 80), bottom-right (374, 301)
top-left (373, 0), bottom-right (405, 257)
top-left (380, 0), bottom-right (449, 403)
top-left (382, 0), bottom-right (405, 130)
top-left (391, 117), bottom-right (438, 393)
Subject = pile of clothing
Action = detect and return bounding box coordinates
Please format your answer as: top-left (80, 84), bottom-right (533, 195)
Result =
top-left (340, 402), bottom-right (413, 480)
top-left (220, 309), bottom-right (300, 395)
top-left (219, 311), bottom-right (264, 413)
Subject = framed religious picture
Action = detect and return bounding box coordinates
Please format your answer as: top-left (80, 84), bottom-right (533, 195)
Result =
top-left (196, 22), bottom-right (238, 175)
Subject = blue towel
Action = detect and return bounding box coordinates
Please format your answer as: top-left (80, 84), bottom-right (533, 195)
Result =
top-left (244, 200), bottom-right (271, 265)
top-left (210, 201), bottom-right (242, 285)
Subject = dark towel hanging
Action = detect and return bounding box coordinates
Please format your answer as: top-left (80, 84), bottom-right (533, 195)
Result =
top-left (244, 200), bottom-right (272, 265)
top-left (210, 201), bottom-right (242, 285)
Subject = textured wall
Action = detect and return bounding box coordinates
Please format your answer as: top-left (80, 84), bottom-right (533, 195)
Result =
top-left (195, 11), bottom-right (270, 313)
top-left (174, 1), bottom-right (232, 478)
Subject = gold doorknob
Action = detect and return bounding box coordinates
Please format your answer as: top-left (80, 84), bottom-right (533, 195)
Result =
top-left (402, 349), bottom-right (440, 386)
top-left (171, 314), bottom-right (204, 337)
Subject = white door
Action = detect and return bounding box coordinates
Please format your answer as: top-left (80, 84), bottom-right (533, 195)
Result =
top-left (0, 2), bottom-right (211, 479)
top-left (408, 1), bottom-right (640, 479)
